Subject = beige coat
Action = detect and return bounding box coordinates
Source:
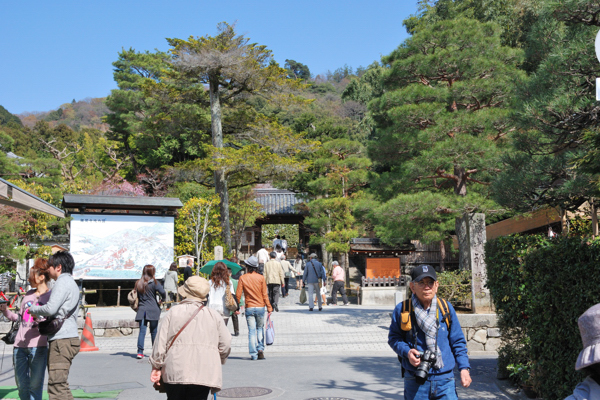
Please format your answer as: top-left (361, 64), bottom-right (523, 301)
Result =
top-left (264, 259), bottom-right (285, 285)
top-left (150, 299), bottom-right (231, 390)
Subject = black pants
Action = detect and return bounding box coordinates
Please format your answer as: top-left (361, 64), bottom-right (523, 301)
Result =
top-left (282, 277), bottom-right (290, 296)
top-left (165, 383), bottom-right (210, 400)
top-left (267, 283), bottom-right (280, 308)
top-left (331, 281), bottom-right (348, 305)
top-left (231, 310), bottom-right (239, 334)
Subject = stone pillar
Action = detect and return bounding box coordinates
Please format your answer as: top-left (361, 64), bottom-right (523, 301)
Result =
top-left (16, 259), bottom-right (28, 289)
top-left (456, 213), bottom-right (492, 313)
top-left (214, 246), bottom-right (224, 261)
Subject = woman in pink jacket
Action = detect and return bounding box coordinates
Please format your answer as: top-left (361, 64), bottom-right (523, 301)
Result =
top-left (0, 258), bottom-right (51, 400)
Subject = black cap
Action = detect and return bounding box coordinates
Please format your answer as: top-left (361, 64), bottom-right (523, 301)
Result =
top-left (411, 265), bottom-right (437, 282)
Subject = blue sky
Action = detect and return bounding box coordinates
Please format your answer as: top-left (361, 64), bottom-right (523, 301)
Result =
top-left (1, 1), bottom-right (418, 115)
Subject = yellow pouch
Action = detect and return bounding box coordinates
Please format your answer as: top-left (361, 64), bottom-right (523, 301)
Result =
top-left (400, 311), bottom-right (412, 331)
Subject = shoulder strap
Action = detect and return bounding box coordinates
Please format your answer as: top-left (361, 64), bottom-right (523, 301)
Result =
top-left (166, 304), bottom-right (204, 352)
top-left (436, 298), bottom-right (452, 330)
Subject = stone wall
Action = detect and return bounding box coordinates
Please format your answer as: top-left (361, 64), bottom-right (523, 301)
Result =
top-left (456, 313), bottom-right (500, 353)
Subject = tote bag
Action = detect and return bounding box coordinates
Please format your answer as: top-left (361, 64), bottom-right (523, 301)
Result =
top-left (265, 314), bottom-right (274, 345)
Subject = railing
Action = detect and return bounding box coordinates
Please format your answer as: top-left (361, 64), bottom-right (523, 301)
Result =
top-left (361, 276), bottom-right (406, 287)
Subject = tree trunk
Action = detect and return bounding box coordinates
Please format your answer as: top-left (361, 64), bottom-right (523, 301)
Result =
top-left (209, 75), bottom-right (232, 250)
top-left (344, 252), bottom-right (350, 286)
top-left (559, 207), bottom-right (568, 236)
top-left (592, 198), bottom-right (598, 239)
top-left (454, 165), bottom-right (467, 196)
top-left (439, 240), bottom-right (446, 272)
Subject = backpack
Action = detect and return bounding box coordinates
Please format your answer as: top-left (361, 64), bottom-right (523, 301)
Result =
top-left (397, 297), bottom-right (452, 373)
top-left (127, 289), bottom-right (139, 311)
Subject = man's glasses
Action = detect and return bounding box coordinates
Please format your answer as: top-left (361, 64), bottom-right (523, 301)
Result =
top-left (415, 280), bottom-right (435, 288)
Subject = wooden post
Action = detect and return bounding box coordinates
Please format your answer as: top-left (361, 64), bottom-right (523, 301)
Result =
top-left (117, 286), bottom-right (121, 307)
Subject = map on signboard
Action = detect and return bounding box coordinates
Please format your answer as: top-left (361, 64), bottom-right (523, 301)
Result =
top-left (70, 214), bottom-right (174, 279)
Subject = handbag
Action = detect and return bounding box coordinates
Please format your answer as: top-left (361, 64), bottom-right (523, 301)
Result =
top-left (299, 287), bottom-right (307, 304)
top-left (265, 314), bottom-right (274, 345)
top-left (2, 314), bottom-right (21, 345)
top-left (38, 288), bottom-right (82, 336)
top-left (225, 282), bottom-right (238, 312)
top-left (127, 289), bottom-right (138, 311)
top-left (154, 304), bottom-right (204, 393)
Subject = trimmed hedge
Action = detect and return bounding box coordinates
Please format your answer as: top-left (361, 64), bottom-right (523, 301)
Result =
top-left (486, 235), bottom-right (600, 400)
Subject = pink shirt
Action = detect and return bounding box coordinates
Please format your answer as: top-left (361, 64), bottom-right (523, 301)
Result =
top-left (332, 266), bottom-right (345, 282)
top-left (2, 289), bottom-right (51, 348)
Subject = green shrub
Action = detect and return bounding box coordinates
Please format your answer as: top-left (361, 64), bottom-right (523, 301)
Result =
top-left (486, 235), bottom-right (600, 400)
top-left (437, 270), bottom-right (471, 305)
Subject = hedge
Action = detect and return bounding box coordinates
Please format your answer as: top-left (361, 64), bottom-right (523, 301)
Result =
top-left (486, 235), bottom-right (600, 400)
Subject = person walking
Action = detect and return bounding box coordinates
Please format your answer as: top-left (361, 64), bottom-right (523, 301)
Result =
top-left (235, 256), bottom-right (272, 360)
top-left (256, 245), bottom-right (269, 275)
top-left (274, 245), bottom-right (284, 261)
top-left (272, 235), bottom-right (282, 250)
top-left (0, 259), bottom-right (51, 400)
top-left (280, 254), bottom-right (292, 297)
top-left (164, 262), bottom-right (179, 307)
top-left (264, 252), bottom-right (285, 312)
top-left (281, 235), bottom-right (288, 253)
top-left (330, 261), bottom-right (349, 306)
top-left (207, 262), bottom-right (236, 326)
top-left (150, 276), bottom-right (231, 400)
top-left (388, 265), bottom-right (471, 400)
top-left (135, 265), bottom-right (166, 359)
top-left (228, 265), bottom-right (243, 336)
top-left (28, 251), bottom-right (81, 400)
top-left (183, 259), bottom-right (193, 282)
top-left (293, 255), bottom-right (305, 289)
top-left (303, 254), bottom-right (325, 311)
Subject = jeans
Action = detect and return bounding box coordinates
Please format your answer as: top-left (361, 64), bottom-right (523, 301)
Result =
top-left (137, 317), bottom-right (159, 354)
top-left (48, 338), bottom-right (80, 400)
top-left (267, 284), bottom-right (280, 308)
top-left (404, 376), bottom-right (458, 400)
top-left (306, 282), bottom-right (322, 309)
top-left (245, 307), bottom-right (265, 359)
top-left (331, 281), bottom-right (348, 305)
top-left (14, 346), bottom-right (48, 400)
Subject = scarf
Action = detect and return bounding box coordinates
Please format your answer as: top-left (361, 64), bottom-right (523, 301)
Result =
top-left (412, 294), bottom-right (444, 370)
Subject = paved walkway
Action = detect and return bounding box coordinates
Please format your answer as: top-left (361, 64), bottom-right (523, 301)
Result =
top-left (0, 285), bottom-right (528, 399)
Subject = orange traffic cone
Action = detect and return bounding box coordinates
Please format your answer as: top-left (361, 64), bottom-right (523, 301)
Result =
top-left (80, 313), bottom-right (99, 352)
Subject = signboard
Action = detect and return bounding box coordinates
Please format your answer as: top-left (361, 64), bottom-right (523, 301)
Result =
top-left (70, 214), bottom-right (174, 279)
top-left (241, 230), bottom-right (255, 246)
top-left (366, 258), bottom-right (400, 278)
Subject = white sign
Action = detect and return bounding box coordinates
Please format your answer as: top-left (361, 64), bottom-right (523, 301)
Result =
top-left (596, 30), bottom-right (600, 63)
top-left (70, 214), bottom-right (174, 280)
top-left (597, 78), bottom-right (600, 101)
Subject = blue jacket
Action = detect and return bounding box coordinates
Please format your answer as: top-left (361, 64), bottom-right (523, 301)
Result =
top-left (388, 296), bottom-right (470, 380)
top-left (303, 259), bottom-right (324, 284)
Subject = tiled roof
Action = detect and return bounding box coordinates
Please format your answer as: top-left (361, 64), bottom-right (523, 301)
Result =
top-left (254, 188), bottom-right (305, 215)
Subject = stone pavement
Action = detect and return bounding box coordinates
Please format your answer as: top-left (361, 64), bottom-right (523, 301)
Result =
top-left (0, 285), bottom-right (527, 399)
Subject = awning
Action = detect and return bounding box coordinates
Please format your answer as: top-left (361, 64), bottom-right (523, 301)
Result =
top-left (0, 178), bottom-right (65, 218)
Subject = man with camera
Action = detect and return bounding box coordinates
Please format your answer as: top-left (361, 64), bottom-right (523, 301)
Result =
top-left (389, 265), bottom-right (471, 400)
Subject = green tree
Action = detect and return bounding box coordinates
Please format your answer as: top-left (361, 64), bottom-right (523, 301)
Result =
top-left (168, 22), bottom-right (313, 250)
top-left (229, 188), bottom-right (265, 257)
top-left (284, 59), bottom-right (311, 81)
top-left (368, 17), bottom-right (524, 246)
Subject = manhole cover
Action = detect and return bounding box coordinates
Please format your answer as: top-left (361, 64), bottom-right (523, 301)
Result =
top-left (305, 398), bottom-right (354, 400)
top-left (218, 387), bottom-right (273, 398)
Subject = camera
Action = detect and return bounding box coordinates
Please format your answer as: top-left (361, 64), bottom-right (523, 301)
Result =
top-left (414, 349), bottom-right (437, 384)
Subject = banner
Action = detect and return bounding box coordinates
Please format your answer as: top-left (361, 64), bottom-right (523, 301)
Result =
top-left (70, 214), bottom-right (174, 279)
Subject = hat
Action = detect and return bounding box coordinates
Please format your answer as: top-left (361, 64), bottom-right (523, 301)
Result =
top-left (178, 276), bottom-right (210, 301)
top-left (411, 265), bottom-right (437, 282)
top-left (576, 303), bottom-right (600, 370)
top-left (309, 253), bottom-right (318, 259)
top-left (270, 251), bottom-right (277, 258)
top-left (244, 256), bottom-right (258, 269)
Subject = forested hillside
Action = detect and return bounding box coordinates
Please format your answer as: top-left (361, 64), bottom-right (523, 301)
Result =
top-left (1, 1), bottom-right (599, 293)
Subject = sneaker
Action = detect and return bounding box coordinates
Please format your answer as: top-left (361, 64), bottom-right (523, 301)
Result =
top-left (274, 304), bottom-right (279, 312)
top-left (136, 354), bottom-right (144, 359)
top-left (319, 307), bottom-right (323, 311)
top-left (257, 351), bottom-right (265, 360)
top-left (309, 308), bottom-right (313, 311)
top-left (342, 303), bottom-right (349, 306)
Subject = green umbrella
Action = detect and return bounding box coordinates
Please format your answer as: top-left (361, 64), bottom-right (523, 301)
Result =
top-left (200, 259), bottom-right (243, 275)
